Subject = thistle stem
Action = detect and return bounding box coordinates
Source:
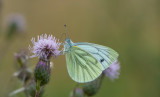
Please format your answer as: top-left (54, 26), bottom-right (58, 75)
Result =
top-left (35, 80), bottom-right (41, 97)
top-left (35, 90), bottom-right (40, 97)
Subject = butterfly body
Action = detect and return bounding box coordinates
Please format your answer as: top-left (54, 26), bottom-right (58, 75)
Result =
top-left (64, 38), bottom-right (118, 83)
top-left (64, 38), bottom-right (74, 53)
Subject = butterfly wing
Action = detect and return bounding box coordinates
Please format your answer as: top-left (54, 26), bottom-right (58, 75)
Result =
top-left (66, 46), bottom-right (103, 83)
top-left (74, 42), bottom-right (119, 70)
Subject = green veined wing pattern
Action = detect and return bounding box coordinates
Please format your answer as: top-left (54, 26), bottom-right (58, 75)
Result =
top-left (75, 42), bottom-right (119, 70)
top-left (66, 46), bottom-right (103, 83)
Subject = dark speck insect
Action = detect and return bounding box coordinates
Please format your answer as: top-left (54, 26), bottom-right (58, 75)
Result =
top-left (100, 59), bottom-right (105, 63)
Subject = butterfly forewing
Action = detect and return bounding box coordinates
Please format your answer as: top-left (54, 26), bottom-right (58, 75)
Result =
top-left (66, 46), bottom-right (103, 83)
top-left (75, 42), bottom-right (119, 70)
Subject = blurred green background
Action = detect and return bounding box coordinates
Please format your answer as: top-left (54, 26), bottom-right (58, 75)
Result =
top-left (0, 0), bottom-right (160, 97)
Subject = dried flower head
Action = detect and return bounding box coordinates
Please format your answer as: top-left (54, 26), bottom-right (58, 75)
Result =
top-left (14, 50), bottom-right (29, 67)
top-left (17, 68), bottom-right (32, 82)
top-left (103, 60), bottom-right (120, 80)
top-left (13, 50), bottom-right (31, 82)
top-left (29, 34), bottom-right (61, 60)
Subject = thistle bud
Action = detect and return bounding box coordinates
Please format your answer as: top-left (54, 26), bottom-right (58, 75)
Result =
top-left (34, 60), bottom-right (51, 86)
top-left (70, 88), bottom-right (84, 97)
top-left (83, 75), bottom-right (104, 96)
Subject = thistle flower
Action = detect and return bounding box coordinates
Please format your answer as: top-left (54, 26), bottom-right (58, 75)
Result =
top-left (5, 13), bottom-right (26, 37)
top-left (103, 60), bottom-right (120, 80)
top-left (29, 34), bottom-right (61, 60)
top-left (34, 60), bottom-right (51, 86)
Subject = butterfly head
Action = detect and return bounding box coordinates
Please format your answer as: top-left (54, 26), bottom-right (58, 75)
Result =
top-left (64, 38), bottom-right (74, 53)
top-left (65, 38), bottom-right (73, 46)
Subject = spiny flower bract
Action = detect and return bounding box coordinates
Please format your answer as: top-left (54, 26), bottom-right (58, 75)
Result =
top-left (34, 60), bottom-right (50, 86)
top-left (29, 34), bottom-right (61, 60)
top-left (83, 76), bottom-right (103, 96)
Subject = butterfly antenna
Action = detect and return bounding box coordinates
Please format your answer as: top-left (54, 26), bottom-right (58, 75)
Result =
top-left (59, 32), bottom-right (66, 43)
top-left (64, 24), bottom-right (70, 38)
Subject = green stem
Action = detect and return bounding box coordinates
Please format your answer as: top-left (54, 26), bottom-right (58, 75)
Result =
top-left (46, 60), bottom-right (50, 67)
top-left (35, 80), bottom-right (41, 97)
top-left (83, 94), bottom-right (87, 97)
top-left (24, 76), bottom-right (29, 97)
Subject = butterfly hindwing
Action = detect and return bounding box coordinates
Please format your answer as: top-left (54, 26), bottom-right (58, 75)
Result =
top-left (75, 42), bottom-right (119, 70)
top-left (66, 46), bottom-right (103, 83)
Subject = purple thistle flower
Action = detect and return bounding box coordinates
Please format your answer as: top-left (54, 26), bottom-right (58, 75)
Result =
top-left (29, 34), bottom-right (61, 60)
top-left (5, 13), bottom-right (26, 33)
top-left (103, 60), bottom-right (120, 80)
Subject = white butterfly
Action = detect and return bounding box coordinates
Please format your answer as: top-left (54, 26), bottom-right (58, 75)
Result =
top-left (63, 38), bottom-right (119, 83)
